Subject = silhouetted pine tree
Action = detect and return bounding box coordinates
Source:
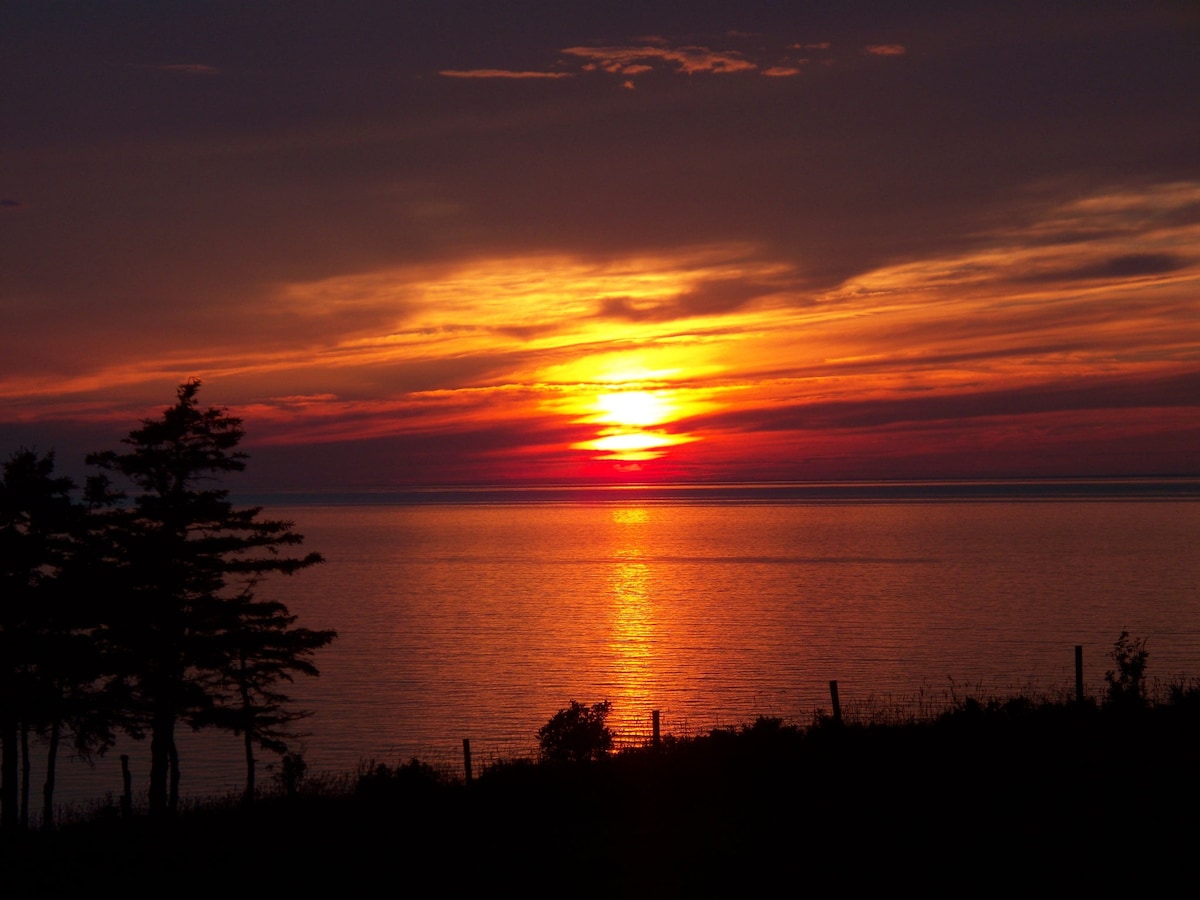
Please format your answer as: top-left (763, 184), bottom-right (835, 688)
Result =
top-left (87, 380), bottom-right (326, 816)
top-left (196, 587), bottom-right (335, 804)
top-left (0, 450), bottom-right (82, 831)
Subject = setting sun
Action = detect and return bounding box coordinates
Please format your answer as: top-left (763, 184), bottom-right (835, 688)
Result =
top-left (566, 387), bottom-right (699, 464)
top-left (595, 391), bottom-right (672, 428)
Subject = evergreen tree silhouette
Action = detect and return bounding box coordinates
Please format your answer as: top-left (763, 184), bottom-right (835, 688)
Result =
top-left (87, 380), bottom-right (326, 816)
top-left (0, 450), bottom-right (81, 831)
top-left (196, 585), bottom-right (335, 804)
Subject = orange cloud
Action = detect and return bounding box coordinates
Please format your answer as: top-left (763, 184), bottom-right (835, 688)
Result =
top-left (438, 35), bottom-right (836, 87)
top-left (4, 174), bottom-right (1196, 484)
top-left (232, 181), bottom-right (1198, 476)
top-left (561, 44), bottom-right (757, 76)
top-left (865, 44), bottom-right (906, 56)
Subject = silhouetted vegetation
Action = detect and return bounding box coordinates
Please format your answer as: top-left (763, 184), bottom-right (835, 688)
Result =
top-left (0, 382), bottom-right (334, 828)
top-left (1105, 629), bottom-right (1150, 708)
top-left (537, 699), bottom-right (614, 763)
top-left (0, 448), bottom-right (106, 832)
top-left (7, 676), bottom-right (1200, 893)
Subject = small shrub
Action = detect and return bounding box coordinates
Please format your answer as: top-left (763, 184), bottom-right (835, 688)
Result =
top-left (276, 751), bottom-right (308, 797)
top-left (355, 757), bottom-right (444, 799)
top-left (537, 700), bottom-right (614, 763)
top-left (744, 716), bottom-right (785, 734)
top-left (1167, 679), bottom-right (1200, 707)
top-left (1105, 630), bottom-right (1149, 708)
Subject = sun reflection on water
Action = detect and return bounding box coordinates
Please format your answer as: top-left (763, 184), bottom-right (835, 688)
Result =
top-left (607, 506), bottom-right (662, 742)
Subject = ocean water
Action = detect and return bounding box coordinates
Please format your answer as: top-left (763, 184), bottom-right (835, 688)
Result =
top-left (46, 481), bottom-right (1200, 813)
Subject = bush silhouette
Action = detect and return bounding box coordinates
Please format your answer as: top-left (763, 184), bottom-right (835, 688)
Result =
top-left (1105, 630), bottom-right (1149, 708)
top-left (537, 700), bottom-right (614, 763)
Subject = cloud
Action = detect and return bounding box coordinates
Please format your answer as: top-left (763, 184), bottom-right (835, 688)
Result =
top-left (704, 370), bottom-right (1200, 436)
top-left (865, 44), bottom-right (906, 56)
top-left (439, 69), bottom-right (572, 79)
top-left (1, 199), bottom-right (23, 210)
top-left (562, 44), bottom-right (757, 76)
top-left (585, 261), bottom-right (793, 324)
top-left (435, 33), bottom-right (831, 89)
top-left (673, 279), bottom-right (772, 317)
top-left (829, 182), bottom-right (1200, 301)
top-left (595, 296), bottom-right (669, 322)
top-left (1033, 253), bottom-right (1190, 282)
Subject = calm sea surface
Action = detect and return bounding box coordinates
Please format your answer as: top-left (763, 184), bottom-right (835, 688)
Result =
top-left (50, 482), bottom-right (1200, 812)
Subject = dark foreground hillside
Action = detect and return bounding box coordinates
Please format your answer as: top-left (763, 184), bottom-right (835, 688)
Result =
top-left (6, 697), bottom-right (1200, 896)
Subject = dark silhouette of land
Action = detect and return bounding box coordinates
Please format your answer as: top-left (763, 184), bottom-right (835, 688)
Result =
top-left (7, 690), bottom-right (1199, 895)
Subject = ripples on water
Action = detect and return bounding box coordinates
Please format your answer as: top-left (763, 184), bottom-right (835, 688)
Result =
top-left (51, 482), bottom-right (1200, 810)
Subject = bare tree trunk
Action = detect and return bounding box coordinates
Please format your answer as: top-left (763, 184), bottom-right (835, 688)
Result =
top-left (149, 707), bottom-right (174, 817)
top-left (43, 719), bottom-right (60, 830)
top-left (1, 716), bottom-right (17, 832)
top-left (240, 665), bottom-right (256, 806)
top-left (168, 738), bottom-right (180, 815)
top-left (243, 727), bottom-right (255, 806)
top-left (19, 723), bottom-right (29, 829)
top-left (120, 754), bottom-right (132, 819)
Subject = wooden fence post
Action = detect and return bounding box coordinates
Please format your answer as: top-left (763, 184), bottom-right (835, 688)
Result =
top-left (652, 710), bottom-right (661, 748)
top-left (829, 680), bottom-right (842, 723)
top-left (462, 738), bottom-right (473, 785)
top-left (120, 754), bottom-right (132, 819)
top-left (1075, 645), bottom-right (1084, 704)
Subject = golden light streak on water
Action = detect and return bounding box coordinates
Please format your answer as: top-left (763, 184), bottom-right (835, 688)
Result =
top-left (605, 507), bottom-right (659, 740)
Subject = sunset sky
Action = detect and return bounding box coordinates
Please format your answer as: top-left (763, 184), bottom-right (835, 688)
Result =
top-left (3, 1), bottom-right (1198, 488)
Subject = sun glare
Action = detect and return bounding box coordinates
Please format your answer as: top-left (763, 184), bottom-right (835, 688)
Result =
top-left (595, 391), bottom-right (672, 428)
top-left (569, 388), bottom-right (697, 462)
top-left (587, 432), bottom-right (674, 453)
